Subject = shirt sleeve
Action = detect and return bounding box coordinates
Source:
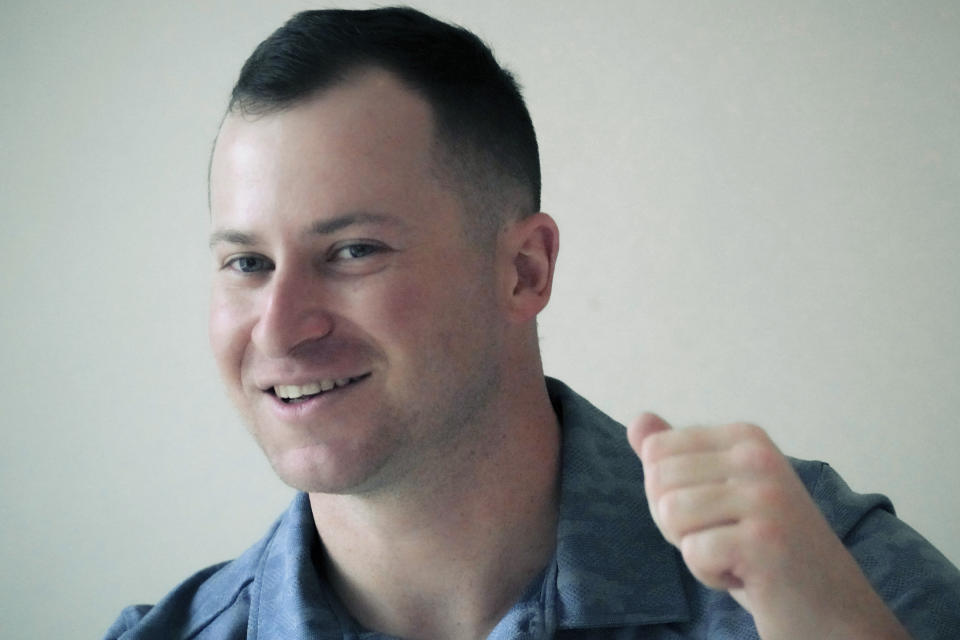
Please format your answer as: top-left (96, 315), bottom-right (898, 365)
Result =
top-left (808, 461), bottom-right (960, 639)
top-left (101, 605), bottom-right (153, 640)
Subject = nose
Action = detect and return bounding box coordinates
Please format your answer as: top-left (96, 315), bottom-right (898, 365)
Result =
top-left (251, 266), bottom-right (334, 357)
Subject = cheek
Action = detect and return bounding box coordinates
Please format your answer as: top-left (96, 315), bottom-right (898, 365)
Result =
top-left (340, 272), bottom-right (444, 365)
top-left (364, 267), bottom-right (495, 357)
top-left (208, 294), bottom-right (251, 382)
top-left (353, 280), bottom-right (429, 355)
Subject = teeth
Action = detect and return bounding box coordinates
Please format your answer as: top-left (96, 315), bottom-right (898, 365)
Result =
top-left (274, 383), bottom-right (321, 399)
top-left (273, 377), bottom-right (358, 399)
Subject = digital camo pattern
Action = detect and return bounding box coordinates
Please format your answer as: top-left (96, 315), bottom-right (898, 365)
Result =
top-left (104, 378), bottom-right (960, 639)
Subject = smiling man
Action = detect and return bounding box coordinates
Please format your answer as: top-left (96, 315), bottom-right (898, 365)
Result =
top-left (105, 7), bottom-right (960, 640)
top-left (208, 70), bottom-right (536, 499)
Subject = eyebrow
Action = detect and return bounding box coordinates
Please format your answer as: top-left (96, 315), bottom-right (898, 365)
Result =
top-left (309, 211), bottom-right (403, 235)
top-left (208, 229), bottom-right (258, 249)
top-left (208, 212), bottom-right (407, 249)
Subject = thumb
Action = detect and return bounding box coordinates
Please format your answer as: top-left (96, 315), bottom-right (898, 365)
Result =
top-left (627, 412), bottom-right (672, 461)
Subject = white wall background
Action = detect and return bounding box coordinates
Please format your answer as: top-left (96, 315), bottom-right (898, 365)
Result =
top-left (2, 1), bottom-right (958, 637)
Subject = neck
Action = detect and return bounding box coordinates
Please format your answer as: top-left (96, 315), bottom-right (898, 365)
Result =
top-left (309, 371), bottom-right (560, 640)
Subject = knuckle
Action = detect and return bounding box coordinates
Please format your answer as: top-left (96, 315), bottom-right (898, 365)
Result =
top-left (680, 535), bottom-right (739, 591)
top-left (641, 430), bottom-right (671, 463)
top-left (679, 533), bottom-right (707, 568)
top-left (657, 490), bottom-right (682, 525)
top-left (679, 536), bottom-right (707, 572)
top-left (643, 463), bottom-right (661, 495)
top-left (731, 421), bottom-right (767, 442)
top-left (731, 438), bottom-right (780, 474)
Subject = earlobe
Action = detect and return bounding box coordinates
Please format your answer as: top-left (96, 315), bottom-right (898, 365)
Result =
top-left (506, 212), bottom-right (559, 323)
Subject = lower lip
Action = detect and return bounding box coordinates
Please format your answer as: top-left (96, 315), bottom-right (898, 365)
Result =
top-left (266, 375), bottom-right (369, 421)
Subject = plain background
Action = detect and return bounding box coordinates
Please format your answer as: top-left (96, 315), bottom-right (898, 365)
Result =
top-left (2, 1), bottom-right (958, 637)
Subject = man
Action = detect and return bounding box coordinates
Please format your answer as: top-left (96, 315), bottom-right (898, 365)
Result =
top-left (105, 7), bottom-right (960, 639)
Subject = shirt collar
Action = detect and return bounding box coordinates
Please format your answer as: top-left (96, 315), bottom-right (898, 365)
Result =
top-left (248, 493), bottom-right (353, 639)
top-left (547, 377), bottom-right (691, 629)
top-left (248, 378), bottom-right (691, 636)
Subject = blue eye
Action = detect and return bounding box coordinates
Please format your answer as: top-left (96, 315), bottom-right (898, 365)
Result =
top-left (333, 243), bottom-right (382, 260)
top-left (226, 255), bottom-right (272, 273)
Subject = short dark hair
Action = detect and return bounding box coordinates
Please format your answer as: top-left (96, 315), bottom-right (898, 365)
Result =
top-left (227, 6), bottom-right (541, 241)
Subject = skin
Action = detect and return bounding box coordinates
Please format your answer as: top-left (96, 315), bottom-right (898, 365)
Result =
top-left (208, 68), bottom-right (561, 639)
top-left (629, 414), bottom-right (912, 640)
top-left (207, 65), bottom-right (910, 640)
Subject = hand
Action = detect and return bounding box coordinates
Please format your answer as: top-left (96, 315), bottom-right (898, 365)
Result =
top-left (627, 413), bottom-right (911, 640)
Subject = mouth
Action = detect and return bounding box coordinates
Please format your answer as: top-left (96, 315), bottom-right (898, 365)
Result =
top-left (269, 373), bottom-right (371, 404)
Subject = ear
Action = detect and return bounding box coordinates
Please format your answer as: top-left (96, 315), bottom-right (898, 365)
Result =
top-left (501, 212), bottom-right (559, 324)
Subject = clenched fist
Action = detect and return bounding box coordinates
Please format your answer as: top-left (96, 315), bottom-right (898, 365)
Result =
top-left (628, 413), bottom-right (911, 640)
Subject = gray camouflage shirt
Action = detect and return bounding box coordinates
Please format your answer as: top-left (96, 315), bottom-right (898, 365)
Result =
top-left (105, 378), bottom-right (960, 639)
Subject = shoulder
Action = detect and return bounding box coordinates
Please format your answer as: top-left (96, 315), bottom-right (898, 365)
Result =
top-left (102, 508), bottom-right (288, 640)
top-left (102, 559), bottom-right (252, 639)
top-left (791, 458), bottom-right (960, 637)
top-left (788, 458), bottom-right (894, 537)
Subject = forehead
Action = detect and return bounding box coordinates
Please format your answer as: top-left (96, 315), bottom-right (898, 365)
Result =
top-left (209, 69), bottom-right (457, 232)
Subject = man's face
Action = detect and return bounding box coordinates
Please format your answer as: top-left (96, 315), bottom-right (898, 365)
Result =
top-left (208, 70), bottom-right (507, 495)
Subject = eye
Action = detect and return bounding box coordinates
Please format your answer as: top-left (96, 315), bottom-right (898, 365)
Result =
top-left (223, 254), bottom-right (273, 274)
top-left (330, 242), bottom-right (384, 261)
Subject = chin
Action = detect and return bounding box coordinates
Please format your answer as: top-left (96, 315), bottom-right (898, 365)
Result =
top-left (267, 445), bottom-right (393, 496)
